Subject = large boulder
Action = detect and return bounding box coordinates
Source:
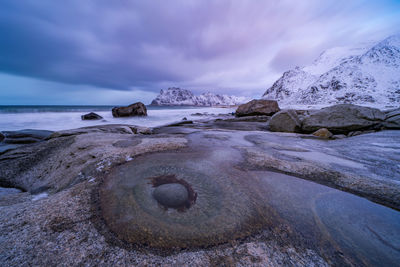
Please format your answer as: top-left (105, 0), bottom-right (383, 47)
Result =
top-left (269, 110), bottom-right (301, 133)
top-left (302, 104), bottom-right (385, 134)
top-left (112, 102), bottom-right (147, 117)
top-left (383, 108), bottom-right (400, 129)
top-left (81, 112), bottom-right (103, 120)
top-left (235, 99), bottom-right (280, 117)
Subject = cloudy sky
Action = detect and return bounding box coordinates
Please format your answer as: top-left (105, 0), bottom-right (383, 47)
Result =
top-left (1, 0), bottom-right (399, 105)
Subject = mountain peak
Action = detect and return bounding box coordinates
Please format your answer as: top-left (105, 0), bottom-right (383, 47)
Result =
top-left (151, 88), bottom-right (248, 106)
top-left (263, 35), bottom-right (400, 107)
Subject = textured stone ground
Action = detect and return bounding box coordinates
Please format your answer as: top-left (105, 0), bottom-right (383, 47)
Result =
top-left (1, 123), bottom-right (399, 266)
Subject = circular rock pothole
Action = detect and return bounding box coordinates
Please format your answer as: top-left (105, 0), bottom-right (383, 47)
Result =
top-left (99, 151), bottom-right (272, 249)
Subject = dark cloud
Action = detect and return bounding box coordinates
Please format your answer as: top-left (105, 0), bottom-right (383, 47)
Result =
top-left (0, 0), bottom-right (399, 97)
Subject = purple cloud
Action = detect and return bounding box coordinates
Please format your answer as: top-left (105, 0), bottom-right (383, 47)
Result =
top-left (0, 0), bottom-right (399, 103)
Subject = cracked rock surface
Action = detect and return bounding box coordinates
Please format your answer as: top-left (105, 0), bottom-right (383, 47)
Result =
top-left (1, 123), bottom-right (399, 266)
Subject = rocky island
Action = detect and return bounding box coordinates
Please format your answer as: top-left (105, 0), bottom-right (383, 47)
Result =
top-left (151, 87), bottom-right (248, 106)
top-left (1, 100), bottom-right (399, 266)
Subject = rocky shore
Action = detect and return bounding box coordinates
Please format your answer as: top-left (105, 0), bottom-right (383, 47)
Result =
top-left (0, 103), bottom-right (399, 266)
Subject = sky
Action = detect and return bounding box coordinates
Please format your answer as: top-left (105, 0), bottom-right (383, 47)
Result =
top-left (0, 0), bottom-right (400, 105)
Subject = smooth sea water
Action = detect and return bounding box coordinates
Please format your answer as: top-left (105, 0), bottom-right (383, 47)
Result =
top-left (0, 105), bottom-right (236, 131)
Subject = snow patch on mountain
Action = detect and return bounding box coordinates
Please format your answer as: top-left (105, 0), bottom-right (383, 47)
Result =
top-left (263, 35), bottom-right (400, 108)
top-left (151, 87), bottom-right (249, 106)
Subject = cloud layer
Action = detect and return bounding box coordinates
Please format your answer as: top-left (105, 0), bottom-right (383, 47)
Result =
top-left (0, 0), bottom-right (399, 103)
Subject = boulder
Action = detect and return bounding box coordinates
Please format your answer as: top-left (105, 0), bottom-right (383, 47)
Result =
top-left (312, 128), bottom-right (333, 139)
top-left (302, 104), bottom-right (385, 134)
top-left (269, 110), bottom-right (301, 133)
top-left (112, 102), bottom-right (147, 117)
top-left (383, 108), bottom-right (400, 129)
top-left (269, 109), bottom-right (301, 133)
top-left (81, 112), bottom-right (103, 120)
top-left (235, 99), bottom-right (280, 117)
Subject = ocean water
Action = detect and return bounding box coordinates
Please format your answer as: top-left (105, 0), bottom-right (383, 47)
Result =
top-left (0, 105), bottom-right (236, 131)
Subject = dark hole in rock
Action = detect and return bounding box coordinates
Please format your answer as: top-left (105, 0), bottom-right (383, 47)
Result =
top-left (149, 174), bottom-right (197, 212)
top-left (98, 154), bottom-right (271, 249)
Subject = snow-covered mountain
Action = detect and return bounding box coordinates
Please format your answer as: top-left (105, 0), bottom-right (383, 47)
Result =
top-left (263, 35), bottom-right (400, 107)
top-left (151, 87), bottom-right (249, 106)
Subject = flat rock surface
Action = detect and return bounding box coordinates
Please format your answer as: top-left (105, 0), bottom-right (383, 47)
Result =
top-left (0, 124), bottom-right (399, 266)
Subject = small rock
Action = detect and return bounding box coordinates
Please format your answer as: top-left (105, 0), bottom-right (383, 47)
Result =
top-left (332, 134), bottom-right (347, 140)
top-left (81, 112), bottom-right (103, 120)
top-left (136, 126), bottom-right (152, 135)
top-left (182, 117), bottom-right (187, 121)
top-left (312, 128), bottom-right (333, 139)
top-left (112, 102), bottom-right (147, 117)
top-left (235, 99), bottom-right (280, 117)
top-left (153, 183), bottom-right (189, 208)
top-left (269, 110), bottom-right (301, 133)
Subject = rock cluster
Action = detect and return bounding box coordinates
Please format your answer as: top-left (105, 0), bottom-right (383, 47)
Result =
top-left (267, 104), bottom-right (396, 138)
top-left (234, 101), bottom-right (398, 139)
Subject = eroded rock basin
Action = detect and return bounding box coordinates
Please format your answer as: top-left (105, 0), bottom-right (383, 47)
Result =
top-left (1, 125), bottom-right (399, 266)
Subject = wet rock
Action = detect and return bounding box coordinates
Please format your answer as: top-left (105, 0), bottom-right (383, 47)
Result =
top-left (0, 126), bottom-right (187, 194)
top-left (153, 183), bottom-right (189, 208)
top-left (164, 120), bottom-right (194, 127)
top-left (383, 108), bottom-right (400, 129)
top-left (1, 129), bottom-right (53, 145)
top-left (302, 104), bottom-right (385, 134)
top-left (332, 134), bottom-right (347, 140)
top-left (0, 187), bottom-right (22, 196)
top-left (2, 129), bottom-right (53, 140)
top-left (100, 151), bottom-right (271, 249)
top-left (222, 115), bottom-right (270, 122)
top-left (235, 99), bottom-right (280, 117)
top-left (312, 128), bottom-right (333, 139)
top-left (347, 131), bottom-right (364, 137)
top-left (112, 102), bottom-right (147, 117)
top-left (135, 126), bottom-right (152, 135)
top-left (269, 110), bottom-right (301, 133)
top-left (81, 112), bottom-right (103, 120)
top-left (3, 137), bottom-right (42, 144)
top-left (0, 144), bottom-right (18, 155)
top-left (1, 126), bottom-right (400, 266)
top-left (48, 124), bottom-right (136, 138)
